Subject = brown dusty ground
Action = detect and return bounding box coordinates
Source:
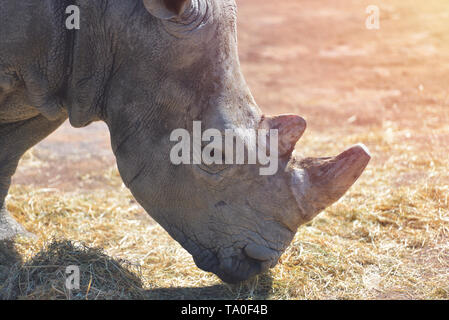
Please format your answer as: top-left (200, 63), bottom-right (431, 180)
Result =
top-left (2, 0), bottom-right (448, 299)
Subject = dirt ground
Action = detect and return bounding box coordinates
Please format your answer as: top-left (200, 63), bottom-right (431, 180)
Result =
top-left (3, 0), bottom-right (448, 299)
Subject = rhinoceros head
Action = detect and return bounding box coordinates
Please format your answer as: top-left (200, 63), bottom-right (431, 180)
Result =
top-left (94, 0), bottom-right (370, 283)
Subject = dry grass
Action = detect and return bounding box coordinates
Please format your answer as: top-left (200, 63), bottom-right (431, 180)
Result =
top-left (1, 0), bottom-right (449, 301)
top-left (1, 119), bottom-right (448, 300)
top-left (0, 240), bottom-right (144, 300)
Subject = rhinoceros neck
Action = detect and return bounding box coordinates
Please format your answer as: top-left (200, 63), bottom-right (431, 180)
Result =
top-left (0, 0), bottom-right (77, 123)
top-left (63, 0), bottom-right (119, 128)
top-left (63, 0), bottom-right (166, 129)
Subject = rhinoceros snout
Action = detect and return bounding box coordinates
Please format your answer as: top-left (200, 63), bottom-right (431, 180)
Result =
top-left (212, 245), bottom-right (280, 284)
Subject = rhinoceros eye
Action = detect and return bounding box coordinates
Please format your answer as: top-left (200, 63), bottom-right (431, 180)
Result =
top-left (193, 162), bottom-right (236, 187)
top-left (197, 162), bottom-right (229, 175)
top-left (197, 147), bottom-right (229, 174)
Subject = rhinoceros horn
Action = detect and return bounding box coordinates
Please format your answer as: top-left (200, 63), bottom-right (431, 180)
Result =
top-left (262, 114), bottom-right (371, 224)
top-left (290, 143), bottom-right (371, 223)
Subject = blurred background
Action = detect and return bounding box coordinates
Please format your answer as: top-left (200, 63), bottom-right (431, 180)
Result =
top-left (2, 0), bottom-right (448, 299)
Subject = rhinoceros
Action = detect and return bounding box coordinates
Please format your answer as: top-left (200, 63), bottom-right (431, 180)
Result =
top-left (0, 0), bottom-right (370, 283)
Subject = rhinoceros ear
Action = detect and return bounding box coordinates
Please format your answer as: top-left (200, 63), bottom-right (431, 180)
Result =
top-left (143, 0), bottom-right (191, 19)
top-left (260, 114), bottom-right (307, 157)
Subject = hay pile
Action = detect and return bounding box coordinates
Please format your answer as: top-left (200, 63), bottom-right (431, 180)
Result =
top-left (0, 240), bottom-right (144, 300)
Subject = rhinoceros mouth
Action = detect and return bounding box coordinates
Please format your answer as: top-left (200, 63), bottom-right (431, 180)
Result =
top-left (186, 240), bottom-right (281, 283)
top-left (171, 223), bottom-right (280, 282)
top-left (193, 246), bottom-right (279, 284)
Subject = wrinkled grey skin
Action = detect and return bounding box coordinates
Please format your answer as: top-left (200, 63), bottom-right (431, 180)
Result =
top-left (0, 0), bottom-right (370, 283)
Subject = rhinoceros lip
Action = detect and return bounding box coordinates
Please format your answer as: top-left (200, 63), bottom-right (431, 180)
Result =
top-left (195, 237), bottom-right (281, 283)
top-left (243, 243), bottom-right (279, 262)
top-left (213, 249), bottom-right (276, 284)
